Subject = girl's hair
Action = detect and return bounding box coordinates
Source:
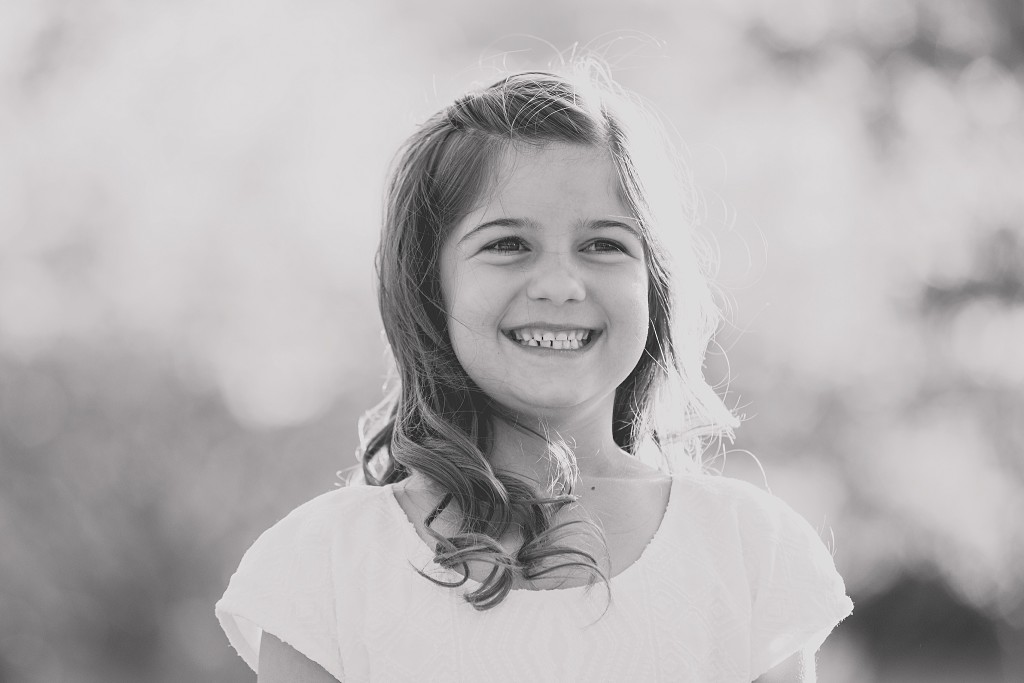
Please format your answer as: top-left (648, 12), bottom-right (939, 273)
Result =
top-left (359, 63), bottom-right (739, 609)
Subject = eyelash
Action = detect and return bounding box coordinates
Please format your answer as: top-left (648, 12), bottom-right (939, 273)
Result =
top-left (485, 237), bottom-right (527, 253)
top-left (483, 237), bottom-right (628, 254)
top-left (585, 239), bottom-right (627, 253)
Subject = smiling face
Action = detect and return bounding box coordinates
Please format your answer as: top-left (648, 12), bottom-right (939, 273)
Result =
top-left (439, 142), bottom-right (650, 422)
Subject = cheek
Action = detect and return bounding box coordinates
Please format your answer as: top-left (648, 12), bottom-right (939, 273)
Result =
top-left (444, 262), bottom-right (511, 327)
top-left (446, 285), bottom-right (498, 332)
top-left (443, 270), bottom-right (506, 375)
top-left (615, 271), bottom-right (651, 340)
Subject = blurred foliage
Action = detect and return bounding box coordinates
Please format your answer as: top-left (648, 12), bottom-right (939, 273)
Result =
top-left (0, 343), bottom-right (370, 682)
top-left (1, 0), bottom-right (1023, 681)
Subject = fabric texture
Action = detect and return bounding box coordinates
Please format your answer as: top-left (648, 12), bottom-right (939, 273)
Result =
top-left (216, 474), bottom-right (853, 682)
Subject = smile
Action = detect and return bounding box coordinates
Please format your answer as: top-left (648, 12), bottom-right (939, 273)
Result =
top-left (503, 327), bottom-right (596, 350)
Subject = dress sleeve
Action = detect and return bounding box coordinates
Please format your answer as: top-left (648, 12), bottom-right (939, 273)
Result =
top-left (738, 483), bottom-right (854, 678)
top-left (215, 491), bottom-right (346, 682)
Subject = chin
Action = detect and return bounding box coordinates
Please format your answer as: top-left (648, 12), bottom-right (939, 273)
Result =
top-left (499, 389), bottom-right (600, 419)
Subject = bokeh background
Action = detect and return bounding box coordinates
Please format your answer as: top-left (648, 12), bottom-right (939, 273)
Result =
top-left (2, 1), bottom-right (1023, 681)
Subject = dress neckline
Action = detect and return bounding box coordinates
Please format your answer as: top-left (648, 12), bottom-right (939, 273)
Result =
top-left (383, 475), bottom-right (678, 596)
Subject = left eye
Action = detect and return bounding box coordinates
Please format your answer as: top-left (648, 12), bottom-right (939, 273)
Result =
top-left (584, 239), bottom-right (626, 253)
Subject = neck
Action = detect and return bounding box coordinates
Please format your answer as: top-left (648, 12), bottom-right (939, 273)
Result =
top-left (485, 400), bottom-right (632, 486)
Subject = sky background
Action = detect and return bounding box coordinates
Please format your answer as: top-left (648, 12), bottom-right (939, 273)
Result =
top-left (2, 1), bottom-right (1023, 681)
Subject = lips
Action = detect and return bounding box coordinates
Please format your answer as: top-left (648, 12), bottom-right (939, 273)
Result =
top-left (503, 326), bottom-right (597, 350)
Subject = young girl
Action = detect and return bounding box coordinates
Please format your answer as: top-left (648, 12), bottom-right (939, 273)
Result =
top-left (216, 66), bottom-right (853, 682)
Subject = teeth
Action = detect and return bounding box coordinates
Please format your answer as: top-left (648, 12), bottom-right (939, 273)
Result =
top-left (507, 328), bottom-right (594, 349)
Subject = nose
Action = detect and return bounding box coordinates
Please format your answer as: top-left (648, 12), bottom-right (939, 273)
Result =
top-left (525, 254), bottom-right (586, 304)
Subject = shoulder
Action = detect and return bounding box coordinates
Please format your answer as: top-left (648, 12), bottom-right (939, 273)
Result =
top-left (215, 483), bottom-right (397, 680)
top-left (670, 471), bottom-right (792, 524)
top-left (236, 482), bottom-right (402, 577)
top-left (248, 483), bottom-right (395, 548)
top-left (669, 472), bottom-right (845, 590)
top-left (281, 481), bottom-right (393, 521)
top-left (672, 469), bottom-right (775, 499)
top-left (219, 482), bottom-right (398, 612)
top-left (669, 474), bottom-right (853, 676)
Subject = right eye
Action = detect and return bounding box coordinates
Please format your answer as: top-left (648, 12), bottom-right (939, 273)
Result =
top-left (484, 237), bottom-right (527, 253)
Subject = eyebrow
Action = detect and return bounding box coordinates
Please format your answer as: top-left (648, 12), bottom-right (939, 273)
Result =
top-left (457, 217), bottom-right (643, 245)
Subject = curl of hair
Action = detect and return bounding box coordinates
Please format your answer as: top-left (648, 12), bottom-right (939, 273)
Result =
top-left (359, 61), bottom-right (739, 609)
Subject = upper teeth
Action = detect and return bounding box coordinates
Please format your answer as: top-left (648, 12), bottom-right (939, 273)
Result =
top-left (509, 328), bottom-right (592, 349)
top-left (512, 329), bottom-right (591, 342)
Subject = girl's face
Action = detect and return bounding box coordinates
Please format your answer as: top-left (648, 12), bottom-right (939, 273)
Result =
top-left (439, 142), bottom-right (650, 421)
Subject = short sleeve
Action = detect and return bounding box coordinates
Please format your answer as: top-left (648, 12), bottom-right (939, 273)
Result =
top-left (738, 485), bottom-right (854, 677)
top-left (215, 490), bottom-right (346, 681)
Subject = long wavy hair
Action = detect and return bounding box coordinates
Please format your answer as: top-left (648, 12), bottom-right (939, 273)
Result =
top-left (359, 65), bottom-right (739, 609)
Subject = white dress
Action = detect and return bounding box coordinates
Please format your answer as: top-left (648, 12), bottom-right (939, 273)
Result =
top-left (216, 473), bottom-right (853, 682)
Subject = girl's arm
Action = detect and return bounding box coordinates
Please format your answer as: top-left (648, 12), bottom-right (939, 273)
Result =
top-left (754, 645), bottom-right (816, 683)
top-left (258, 631), bottom-right (340, 683)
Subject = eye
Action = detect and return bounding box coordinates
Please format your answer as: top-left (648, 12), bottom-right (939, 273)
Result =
top-left (484, 236), bottom-right (527, 253)
top-left (583, 239), bottom-right (627, 254)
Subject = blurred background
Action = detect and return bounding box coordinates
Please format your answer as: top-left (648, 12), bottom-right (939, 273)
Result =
top-left (1, 0), bottom-right (1023, 681)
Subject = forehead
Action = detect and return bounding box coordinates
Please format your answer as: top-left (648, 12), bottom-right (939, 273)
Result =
top-left (457, 142), bottom-right (634, 232)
